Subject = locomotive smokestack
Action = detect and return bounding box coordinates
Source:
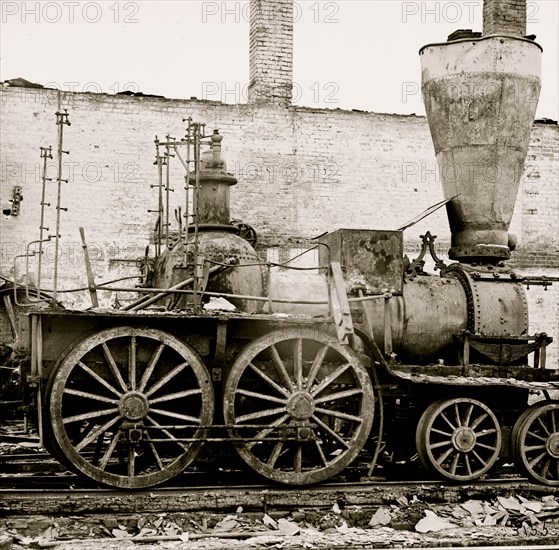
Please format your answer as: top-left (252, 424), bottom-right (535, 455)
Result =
top-left (420, 0), bottom-right (541, 263)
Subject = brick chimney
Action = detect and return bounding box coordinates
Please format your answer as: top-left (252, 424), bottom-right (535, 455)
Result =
top-left (248, 0), bottom-right (293, 107)
top-left (483, 0), bottom-right (526, 35)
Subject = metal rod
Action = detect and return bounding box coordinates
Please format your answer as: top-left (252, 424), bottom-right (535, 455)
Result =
top-left (37, 146), bottom-right (52, 297)
top-left (164, 134), bottom-right (172, 249)
top-left (192, 123), bottom-right (201, 310)
top-left (183, 117), bottom-right (192, 266)
top-left (53, 110), bottom-right (71, 304)
top-left (100, 285), bottom-right (330, 305)
top-left (79, 227), bottom-right (99, 308)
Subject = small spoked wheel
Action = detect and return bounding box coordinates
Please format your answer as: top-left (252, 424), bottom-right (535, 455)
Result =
top-left (416, 398), bottom-right (501, 482)
top-left (512, 401), bottom-right (559, 486)
top-left (48, 326), bottom-right (214, 489)
top-left (223, 327), bottom-right (374, 485)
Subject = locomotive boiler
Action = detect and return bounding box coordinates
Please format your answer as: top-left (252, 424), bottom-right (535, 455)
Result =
top-left (1, 27), bottom-right (558, 491)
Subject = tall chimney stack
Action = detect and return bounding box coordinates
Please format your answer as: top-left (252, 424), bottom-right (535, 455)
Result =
top-left (483, 0), bottom-right (527, 35)
top-left (248, 0), bottom-right (294, 107)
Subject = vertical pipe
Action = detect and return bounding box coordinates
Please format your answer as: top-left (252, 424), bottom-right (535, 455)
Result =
top-left (37, 146), bottom-right (52, 297)
top-left (53, 111), bottom-right (70, 303)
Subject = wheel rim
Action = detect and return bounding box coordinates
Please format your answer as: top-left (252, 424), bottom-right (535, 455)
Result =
top-left (223, 327), bottom-right (374, 485)
top-left (514, 401), bottom-right (559, 486)
top-left (416, 398), bottom-right (501, 481)
top-left (49, 326), bottom-right (214, 489)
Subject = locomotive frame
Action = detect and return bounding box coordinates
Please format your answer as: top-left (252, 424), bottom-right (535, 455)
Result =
top-left (2, 28), bottom-right (559, 491)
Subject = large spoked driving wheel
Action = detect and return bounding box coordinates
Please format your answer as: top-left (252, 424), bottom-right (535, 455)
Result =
top-left (48, 327), bottom-right (214, 489)
top-left (416, 398), bottom-right (501, 482)
top-left (512, 401), bottom-right (559, 486)
top-left (223, 328), bottom-right (374, 485)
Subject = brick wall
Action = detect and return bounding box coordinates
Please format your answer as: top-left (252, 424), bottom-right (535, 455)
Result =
top-left (483, 0), bottom-right (527, 35)
top-left (248, 0), bottom-right (293, 106)
top-left (0, 86), bottom-right (557, 364)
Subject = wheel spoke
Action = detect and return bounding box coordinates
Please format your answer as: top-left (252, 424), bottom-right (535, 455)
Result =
top-left (269, 345), bottom-right (295, 392)
top-left (551, 410), bottom-right (558, 433)
top-left (465, 453), bottom-right (473, 477)
top-left (470, 412), bottom-right (489, 430)
top-left (294, 443), bottom-right (302, 473)
top-left (248, 363), bottom-right (290, 398)
top-left (149, 388), bottom-right (202, 404)
top-left (63, 407), bottom-right (119, 424)
top-left (128, 446), bottom-right (135, 477)
top-left (75, 415), bottom-right (121, 452)
top-left (129, 336), bottom-right (137, 390)
top-left (246, 414), bottom-right (290, 449)
top-left (267, 442), bottom-right (284, 467)
top-left (476, 428), bottom-right (498, 437)
top-left (311, 363), bottom-right (351, 397)
top-left (145, 415), bottom-right (189, 451)
top-left (475, 442), bottom-right (497, 452)
top-left (138, 343), bottom-right (165, 392)
top-left (63, 388), bottom-right (119, 405)
top-left (450, 451), bottom-right (460, 475)
top-left (440, 411), bottom-right (457, 431)
top-left (312, 414), bottom-right (350, 449)
top-left (314, 388), bottom-right (363, 405)
top-left (435, 447), bottom-right (454, 465)
top-left (540, 458), bottom-right (551, 478)
top-left (149, 408), bottom-right (202, 424)
top-left (146, 431), bottom-right (164, 470)
top-left (454, 403), bottom-right (461, 427)
top-left (145, 362), bottom-right (188, 397)
top-left (99, 431), bottom-right (120, 470)
top-left (102, 342), bottom-right (128, 393)
top-left (235, 388), bottom-right (287, 405)
top-left (464, 404), bottom-right (474, 427)
top-left (294, 339), bottom-right (303, 391)
top-left (237, 406), bottom-right (287, 423)
top-left (527, 430), bottom-right (548, 442)
top-left (315, 439), bottom-right (328, 466)
top-left (77, 361), bottom-right (122, 398)
top-left (315, 406), bottom-right (363, 424)
top-left (429, 440), bottom-right (452, 450)
top-left (306, 344), bottom-right (329, 389)
top-left (472, 450), bottom-right (488, 467)
top-left (525, 444), bottom-right (547, 452)
top-left (431, 427), bottom-right (453, 437)
top-left (537, 416), bottom-right (551, 436)
top-left (528, 451), bottom-right (547, 468)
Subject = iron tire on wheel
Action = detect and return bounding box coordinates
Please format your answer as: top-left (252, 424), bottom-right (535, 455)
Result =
top-left (512, 401), bottom-right (559, 486)
top-left (416, 398), bottom-right (501, 482)
top-left (48, 326), bottom-right (214, 489)
top-left (223, 327), bottom-right (374, 485)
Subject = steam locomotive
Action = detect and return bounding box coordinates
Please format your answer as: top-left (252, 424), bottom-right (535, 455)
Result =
top-left (1, 32), bottom-right (558, 490)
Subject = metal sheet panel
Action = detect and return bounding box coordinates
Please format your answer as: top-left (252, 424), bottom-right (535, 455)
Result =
top-left (319, 229), bottom-right (404, 295)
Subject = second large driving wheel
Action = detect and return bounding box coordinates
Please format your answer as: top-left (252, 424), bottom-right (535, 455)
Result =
top-left (223, 327), bottom-right (374, 485)
top-left (48, 326), bottom-right (214, 489)
top-left (416, 398), bottom-right (501, 482)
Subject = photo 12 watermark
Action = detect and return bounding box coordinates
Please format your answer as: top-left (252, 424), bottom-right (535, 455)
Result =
top-left (1, 1), bottom-right (140, 24)
top-left (401, 1), bottom-right (539, 24)
top-left (201, 81), bottom-right (340, 105)
top-left (201, 1), bottom-right (340, 24)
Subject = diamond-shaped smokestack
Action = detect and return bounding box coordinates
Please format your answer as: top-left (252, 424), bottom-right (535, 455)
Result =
top-left (420, 0), bottom-right (542, 263)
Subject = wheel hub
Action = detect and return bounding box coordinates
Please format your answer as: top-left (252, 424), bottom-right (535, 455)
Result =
top-left (287, 392), bottom-right (315, 420)
top-left (546, 433), bottom-right (559, 458)
top-left (452, 427), bottom-right (476, 452)
top-left (119, 391), bottom-right (149, 421)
